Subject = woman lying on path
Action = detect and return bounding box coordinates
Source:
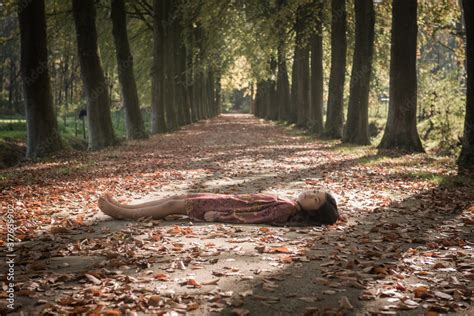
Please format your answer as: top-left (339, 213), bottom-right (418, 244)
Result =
top-left (98, 190), bottom-right (339, 226)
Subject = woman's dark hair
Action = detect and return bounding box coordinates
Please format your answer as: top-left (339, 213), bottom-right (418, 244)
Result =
top-left (287, 193), bottom-right (339, 226)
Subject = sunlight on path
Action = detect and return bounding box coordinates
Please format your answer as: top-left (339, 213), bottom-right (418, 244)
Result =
top-left (2, 114), bottom-right (472, 315)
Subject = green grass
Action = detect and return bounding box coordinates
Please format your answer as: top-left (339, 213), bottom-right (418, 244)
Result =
top-left (403, 171), bottom-right (474, 187)
top-left (0, 130), bottom-right (26, 141)
top-left (358, 154), bottom-right (394, 165)
top-left (0, 118), bottom-right (26, 124)
top-left (54, 162), bottom-right (92, 176)
top-left (0, 110), bottom-right (140, 144)
top-left (328, 143), bottom-right (375, 156)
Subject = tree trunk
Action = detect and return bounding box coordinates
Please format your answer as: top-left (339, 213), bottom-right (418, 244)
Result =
top-left (378, 0), bottom-right (424, 152)
top-left (277, 38), bottom-right (290, 121)
top-left (18, 0), bottom-right (62, 158)
top-left (268, 59), bottom-right (278, 120)
top-left (255, 80), bottom-right (265, 117)
top-left (201, 70), bottom-right (210, 119)
top-left (178, 41), bottom-right (192, 124)
top-left (163, 0), bottom-right (178, 131)
top-left (172, 20), bottom-right (186, 127)
top-left (175, 45), bottom-right (186, 127)
top-left (72, 0), bottom-right (116, 150)
top-left (459, 0), bottom-right (474, 169)
top-left (186, 41), bottom-right (197, 122)
top-left (276, 0), bottom-right (290, 121)
top-left (292, 4), bottom-right (311, 127)
top-left (111, 0), bottom-right (147, 140)
top-left (325, 0), bottom-right (347, 138)
top-left (0, 61), bottom-right (4, 95)
top-left (342, 0), bottom-right (374, 145)
top-left (290, 54), bottom-right (298, 124)
top-left (193, 71), bottom-right (203, 120)
top-left (215, 74), bottom-right (222, 115)
top-left (207, 69), bottom-right (213, 117)
top-left (309, 1), bottom-right (324, 134)
top-left (151, 0), bottom-right (167, 133)
top-left (270, 79), bottom-right (278, 120)
top-left (264, 78), bottom-right (275, 119)
top-left (297, 47), bottom-right (310, 128)
top-left (8, 59), bottom-right (16, 112)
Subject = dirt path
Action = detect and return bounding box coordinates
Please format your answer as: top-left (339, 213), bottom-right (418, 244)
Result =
top-left (1, 114), bottom-right (473, 315)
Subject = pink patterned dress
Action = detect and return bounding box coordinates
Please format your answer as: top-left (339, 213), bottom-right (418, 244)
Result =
top-left (184, 193), bottom-right (299, 224)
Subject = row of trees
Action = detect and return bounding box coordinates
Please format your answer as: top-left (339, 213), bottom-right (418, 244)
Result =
top-left (17, 0), bottom-right (221, 157)
top-left (251, 0), bottom-right (473, 169)
top-left (10, 0), bottom-right (474, 169)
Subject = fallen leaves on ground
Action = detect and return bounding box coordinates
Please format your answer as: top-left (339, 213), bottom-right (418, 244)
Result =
top-left (0, 114), bottom-right (472, 315)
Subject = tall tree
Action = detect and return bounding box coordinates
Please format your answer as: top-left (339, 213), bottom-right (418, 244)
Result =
top-left (111, 0), bottom-right (147, 140)
top-left (275, 0), bottom-right (291, 121)
top-left (164, 0), bottom-right (179, 131)
top-left (378, 0), bottom-right (424, 152)
top-left (151, 0), bottom-right (167, 133)
top-left (176, 40), bottom-right (192, 125)
top-left (342, 0), bottom-right (374, 145)
top-left (267, 59), bottom-right (278, 120)
top-left (324, 0), bottom-right (347, 138)
top-left (276, 40), bottom-right (291, 121)
top-left (459, 0), bottom-right (474, 169)
top-left (309, 1), bottom-right (324, 134)
top-left (185, 38), bottom-right (198, 122)
top-left (18, 0), bottom-right (62, 158)
top-left (72, 0), bottom-right (116, 150)
top-left (291, 4), bottom-right (311, 127)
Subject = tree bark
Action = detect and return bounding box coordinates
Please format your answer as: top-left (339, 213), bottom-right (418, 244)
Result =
top-left (163, 0), bottom-right (178, 130)
top-left (342, 0), bottom-right (374, 145)
top-left (298, 47), bottom-right (310, 128)
top-left (0, 61), bottom-right (3, 95)
top-left (459, 0), bottom-right (474, 169)
top-left (325, 0), bottom-right (347, 138)
top-left (18, 0), bottom-right (62, 158)
top-left (378, 0), bottom-right (424, 152)
top-left (72, 0), bottom-right (116, 150)
top-left (151, 0), bottom-right (167, 133)
top-left (215, 74), bottom-right (222, 115)
top-left (8, 59), bottom-right (16, 112)
top-left (289, 53), bottom-right (299, 124)
top-left (277, 39), bottom-right (290, 121)
top-left (111, 0), bottom-right (147, 140)
top-left (275, 0), bottom-right (291, 121)
top-left (309, 1), bottom-right (324, 134)
top-left (186, 40), bottom-right (197, 122)
top-left (293, 4), bottom-right (311, 128)
top-left (268, 59), bottom-right (278, 120)
top-left (193, 71), bottom-right (203, 120)
top-left (270, 79), bottom-right (278, 120)
top-left (255, 80), bottom-right (265, 117)
top-left (178, 42), bottom-right (192, 125)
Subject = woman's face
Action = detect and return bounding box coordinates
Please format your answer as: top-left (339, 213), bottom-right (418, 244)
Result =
top-left (297, 190), bottom-right (326, 211)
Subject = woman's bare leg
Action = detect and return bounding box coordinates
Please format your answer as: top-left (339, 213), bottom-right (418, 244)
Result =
top-left (104, 192), bottom-right (209, 209)
top-left (98, 196), bottom-right (187, 220)
top-left (103, 193), bottom-right (180, 209)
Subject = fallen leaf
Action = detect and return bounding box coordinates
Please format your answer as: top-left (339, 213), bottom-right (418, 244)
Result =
top-left (186, 279), bottom-right (202, 288)
top-left (339, 296), bottom-right (353, 309)
top-left (84, 273), bottom-right (102, 285)
top-left (414, 286), bottom-right (429, 299)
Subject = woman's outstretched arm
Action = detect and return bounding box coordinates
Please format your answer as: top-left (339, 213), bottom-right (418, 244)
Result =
top-left (98, 195), bottom-right (187, 220)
